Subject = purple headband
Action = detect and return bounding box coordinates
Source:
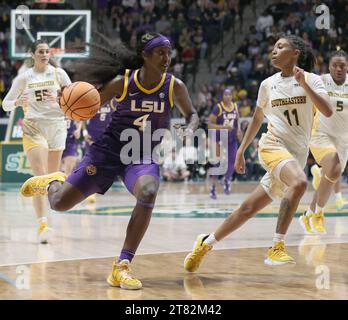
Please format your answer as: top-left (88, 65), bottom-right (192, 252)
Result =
top-left (143, 35), bottom-right (171, 53)
top-left (223, 88), bottom-right (232, 94)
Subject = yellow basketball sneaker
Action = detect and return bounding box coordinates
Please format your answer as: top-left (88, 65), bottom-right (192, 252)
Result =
top-left (299, 213), bottom-right (314, 234)
top-left (21, 172), bottom-right (66, 197)
top-left (264, 241), bottom-right (296, 266)
top-left (38, 221), bottom-right (52, 244)
top-left (310, 164), bottom-right (322, 190)
top-left (107, 259), bottom-right (142, 290)
top-left (335, 197), bottom-right (348, 211)
top-left (309, 210), bottom-right (326, 234)
top-left (184, 234), bottom-right (212, 272)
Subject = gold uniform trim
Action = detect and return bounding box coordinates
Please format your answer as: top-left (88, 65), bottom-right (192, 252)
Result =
top-left (115, 69), bottom-right (130, 103)
top-left (110, 99), bottom-right (117, 111)
top-left (221, 101), bottom-right (236, 113)
top-left (169, 75), bottom-right (175, 108)
top-left (134, 69), bottom-right (166, 94)
top-left (54, 67), bottom-right (59, 85)
top-left (217, 103), bottom-right (223, 117)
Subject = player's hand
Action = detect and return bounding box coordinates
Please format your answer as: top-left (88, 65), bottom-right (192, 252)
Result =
top-left (173, 124), bottom-right (193, 139)
top-left (237, 129), bottom-right (243, 142)
top-left (73, 128), bottom-right (81, 140)
top-left (235, 149), bottom-right (246, 174)
top-left (15, 93), bottom-right (29, 107)
top-left (57, 86), bottom-right (68, 104)
top-left (294, 66), bottom-right (306, 87)
top-left (224, 124), bottom-right (234, 131)
top-left (84, 134), bottom-right (93, 145)
top-left (44, 90), bottom-right (56, 102)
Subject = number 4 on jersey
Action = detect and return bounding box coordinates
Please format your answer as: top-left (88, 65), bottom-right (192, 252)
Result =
top-left (133, 114), bottom-right (150, 131)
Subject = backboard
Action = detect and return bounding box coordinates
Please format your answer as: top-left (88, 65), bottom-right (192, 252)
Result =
top-left (11, 9), bottom-right (91, 59)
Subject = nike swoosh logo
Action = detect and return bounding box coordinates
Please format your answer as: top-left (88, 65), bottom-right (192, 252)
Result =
top-left (129, 92), bottom-right (139, 96)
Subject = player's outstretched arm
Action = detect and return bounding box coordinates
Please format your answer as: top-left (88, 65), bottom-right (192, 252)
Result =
top-left (238, 107), bottom-right (264, 155)
top-left (98, 76), bottom-right (125, 106)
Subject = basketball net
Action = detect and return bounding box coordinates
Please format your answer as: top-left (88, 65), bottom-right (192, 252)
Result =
top-left (50, 48), bottom-right (64, 66)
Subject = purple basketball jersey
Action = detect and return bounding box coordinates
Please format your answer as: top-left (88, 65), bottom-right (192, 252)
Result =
top-left (86, 100), bottom-right (114, 141)
top-left (62, 120), bottom-right (78, 158)
top-left (66, 69), bottom-right (175, 196)
top-left (92, 69), bottom-right (175, 161)
top-left (212, 102), bottom-right (239, 141)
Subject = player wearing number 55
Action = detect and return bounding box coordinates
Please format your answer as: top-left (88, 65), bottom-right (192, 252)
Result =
top-left (19, 32), bottom-right (199, 290)
top-left (2, 40), bottom-right (72, 244)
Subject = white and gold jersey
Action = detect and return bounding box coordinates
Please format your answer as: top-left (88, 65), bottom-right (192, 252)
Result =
top-left (314, 73), bottom-right (348, 141)
top-left (2, 64), bottom-right (71, 120)
top-left (257, 71), bottom-right (327, 153)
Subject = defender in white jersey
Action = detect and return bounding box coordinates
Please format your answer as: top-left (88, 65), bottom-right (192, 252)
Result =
top-left (300, 50), bottom-right (348, 234)
top-left (184, 35), bottom-right (332, 272)
top-left (2, 40), bottom-right (71, 243)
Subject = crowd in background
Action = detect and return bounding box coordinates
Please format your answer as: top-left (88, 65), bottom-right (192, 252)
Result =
top-left (196, 0), bottom-right (348, 121)
top-left (1, 0), bottom-right (348, 182)
top-left (192, 0), bottom-right (348, 182)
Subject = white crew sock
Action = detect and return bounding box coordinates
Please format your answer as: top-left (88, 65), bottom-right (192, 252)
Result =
top-left (204, 233), bottom-right (217, 246)
top-left (335, 192), bottom-right (343, 201)
top-left (305, 207), bottom-right (314, 217)
top-left (38, 216), bottom-right (48, 225)
top-left (315, 204), bottom-right (324, 214)
top-left (273, 233), bottom-right (285, 244)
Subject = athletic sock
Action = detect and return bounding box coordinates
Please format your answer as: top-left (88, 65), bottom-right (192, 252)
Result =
top-left (38, 217), bottom-right (48, 225)
top-left (335, 192), bottom-right (343, 201)
top-left (315, 204), bottom-right (324, 214)
top-left (119, 249), bottom-right (135, 263)
top-left (305, 208), bottom-right (314, 217)
top-left (203, 233), bottom-right (217, 246)
top-left (272, 233), bottom-right (285, 245)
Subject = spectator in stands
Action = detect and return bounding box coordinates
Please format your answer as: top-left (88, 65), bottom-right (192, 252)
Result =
top-left (162, 147), bottom-right (190, 182)
top-left (245, 138), bottom-right (261, 181)
top-left (192, 26), bottom-right (208, 60)
top-left (155, 14), bottom-right (171, 34)
top-left (256, 9), bottom-right (274, 33)
top-left (247, 25), bottom-right (263, 43)
top-left (238, 93), bottom-right (253, 118)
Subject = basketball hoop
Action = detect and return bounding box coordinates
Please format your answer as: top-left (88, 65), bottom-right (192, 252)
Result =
top-left (50, 48), bottom-right (65, 56)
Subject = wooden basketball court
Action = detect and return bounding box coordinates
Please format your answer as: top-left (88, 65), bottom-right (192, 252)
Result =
top-left (1, 181), bottom-right (348, 299)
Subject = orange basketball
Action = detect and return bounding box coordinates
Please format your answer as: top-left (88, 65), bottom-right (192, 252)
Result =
top-left (60, 81), bottom-right (100, 121)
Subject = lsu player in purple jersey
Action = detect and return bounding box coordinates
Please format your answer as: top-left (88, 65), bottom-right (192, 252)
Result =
top-left (61, 120), bottom-right (82, 176)
top-left (208, 88), bottom-right (241, 199)
top-left (83, 99), bottom-right (114, 153)
top-left (82, 99), bottom-right (114, 203)
top-left (20, 32), bottom-right (199, 290)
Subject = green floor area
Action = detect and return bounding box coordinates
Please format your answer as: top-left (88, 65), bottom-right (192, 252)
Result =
top-left (2, 182), bottom-right (348, 219)
top-left (63, 203), bottom-right (348, 219)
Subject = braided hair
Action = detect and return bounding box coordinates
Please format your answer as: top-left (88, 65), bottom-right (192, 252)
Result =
top-left (73, 32), bottom-right (163, 87)
top-left (329, 50), bottom-right (348, 62)
top-left (281, 34), bottom-right (316, 72)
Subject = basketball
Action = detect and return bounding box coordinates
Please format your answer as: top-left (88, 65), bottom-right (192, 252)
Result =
top-left (60, 81), bottom-right (100, 121)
